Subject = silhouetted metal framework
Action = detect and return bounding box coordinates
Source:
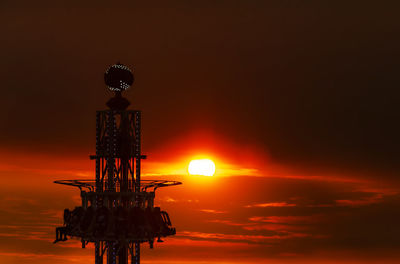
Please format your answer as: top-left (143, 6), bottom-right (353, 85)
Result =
top-left (54, 64), bottom-right (181, 264)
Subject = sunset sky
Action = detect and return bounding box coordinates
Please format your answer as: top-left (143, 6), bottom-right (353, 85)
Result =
top-left (1, 1), bottom-right (400, 263)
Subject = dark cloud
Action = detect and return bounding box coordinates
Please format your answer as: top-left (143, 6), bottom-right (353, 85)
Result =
top-left (1, 1), bottom-right (400, 180)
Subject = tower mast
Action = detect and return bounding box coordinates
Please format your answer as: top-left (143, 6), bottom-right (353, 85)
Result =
top-left (54, 63), bottom-right (181, 264)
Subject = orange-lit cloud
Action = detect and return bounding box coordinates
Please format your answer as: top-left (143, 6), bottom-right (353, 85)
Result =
top-left (178, 231), bottom-right (312, 244)
top-left (207, 220), bottom-right (250, 227)
top-left (244, 202), bottom-right (296, 208)
top-left (249, 215), bottom-right (322, 224)
top-left (335, 194), bottom-right (383, 207)
top-left (200, 209), bottom-right (227, 214)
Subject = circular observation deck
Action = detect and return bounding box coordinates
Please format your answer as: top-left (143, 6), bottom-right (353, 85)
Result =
top-left (54, 179), bottom-right (182, 192)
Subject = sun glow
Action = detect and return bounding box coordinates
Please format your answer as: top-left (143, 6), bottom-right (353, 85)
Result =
top-left (188, 159), bottom-right (216, 176)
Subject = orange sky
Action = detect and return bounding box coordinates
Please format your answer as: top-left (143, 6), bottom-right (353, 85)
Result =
top-left (1, 1), bottom-right (400, 263)
top-left (0, 136), bottom-right (399, 263)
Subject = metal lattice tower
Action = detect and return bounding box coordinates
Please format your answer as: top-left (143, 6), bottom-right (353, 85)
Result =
top-left (54, 63), bottom-right (181, 264)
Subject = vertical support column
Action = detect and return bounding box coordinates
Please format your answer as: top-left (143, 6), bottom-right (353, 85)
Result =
top-left (120, 111), bottom-right (130, 193)
top-left (130, 242), bottom-right (134, 264)
top-left (106, 110), bottom-right (117, 264)
top-left (107, 241), bottom-right (116, 264)
top-left (95, 242), bottom-right (103, 264)
top-left (134, 111), bottom-right (141, 193)
top-left (134, 242), bottom-right (140, 264)
top-left (134, 111), bottom-right (141, 264)
top-left (118, 246), bottom-right (128, 264)
top-left (95, 111), bottom-right (101, 192)
top-left (95, 111), bottom-right (103, 264)
top-left (107, 110), bottom-right (116, 191)
top-left (119, 111), bottom-right (129, 264)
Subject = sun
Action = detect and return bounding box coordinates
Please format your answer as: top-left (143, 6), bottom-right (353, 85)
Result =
top-left (188, 159), bottom-right (216, 176)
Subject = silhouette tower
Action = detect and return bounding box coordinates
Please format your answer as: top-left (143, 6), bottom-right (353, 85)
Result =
top-left (54, 63), bottom-right (181, 264)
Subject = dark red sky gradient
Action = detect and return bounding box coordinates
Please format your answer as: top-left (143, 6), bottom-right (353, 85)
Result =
top-left (1, 1), bottom-right (400, 263)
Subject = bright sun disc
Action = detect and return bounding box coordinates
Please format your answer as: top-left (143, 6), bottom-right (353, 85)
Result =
top-left (188, 159), bottom-right (216, 176)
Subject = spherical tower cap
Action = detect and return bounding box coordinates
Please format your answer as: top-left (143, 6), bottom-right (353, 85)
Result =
top-left (104, 63), bottom-right (134, 92)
